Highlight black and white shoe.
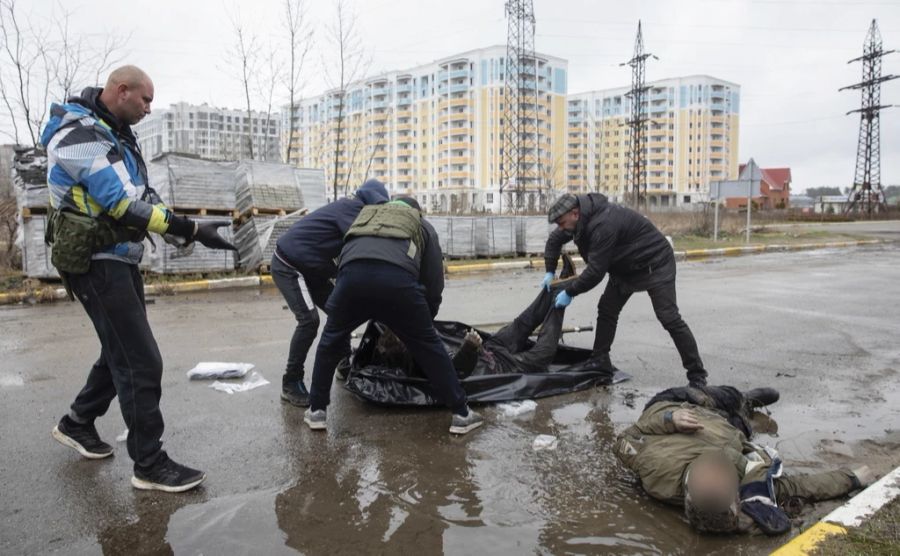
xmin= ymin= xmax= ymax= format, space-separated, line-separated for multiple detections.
xmin=51 ymin=415 xmax=114 ymax=459
xmin=131 ymin=454 xmax=206 ymax=493
xmin=449 ymin=408 xmax=484 ymax=435
xmin=304 ymin=409 xmax=327 ymax=431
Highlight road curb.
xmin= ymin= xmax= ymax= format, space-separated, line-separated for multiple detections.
xmin=0 ymin=239 xmax=890 ymax=306
xmin=771 ymin=464 xmax=900 ymax=555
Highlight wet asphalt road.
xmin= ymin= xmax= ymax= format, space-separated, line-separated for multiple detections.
xmin=1 ymin=244 xmax=899 ymax=555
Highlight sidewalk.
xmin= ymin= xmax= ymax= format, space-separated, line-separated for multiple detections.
xmin=772 ymin=464 xmax=900 ymax=555
xmin=0 ymin=238 xmax=890 ymax=306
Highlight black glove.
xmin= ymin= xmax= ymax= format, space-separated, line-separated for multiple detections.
xmin=194 ymin=220 xmax=237 ymax=251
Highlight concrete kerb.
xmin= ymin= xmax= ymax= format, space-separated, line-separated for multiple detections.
xmin=771 ymin=464 xmax=900 ymax=555
xmin=0 ymin=239 xmax=890 ymax=306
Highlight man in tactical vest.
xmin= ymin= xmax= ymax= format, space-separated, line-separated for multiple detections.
xmin=272 ymin=179 xmax=389 ymax=407
xmin=305 ymin=197 xmax=483 ymax=434
xmin=41 ymin=66 xmax=235 ymax=493
xmin=614 ymin=385 xmax=873 ymax=534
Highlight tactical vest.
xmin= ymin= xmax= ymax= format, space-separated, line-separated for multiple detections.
xmin=45 ymin=207 xmax=145 ymax=275
xmin=345 ymin=202 xmax=425 ymax=260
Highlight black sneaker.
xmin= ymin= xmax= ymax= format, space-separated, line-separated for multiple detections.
xmin=281 ymin=379 xmax=310 ymax=407
xmin=51 ymin=415 xmax=114 ymax=459
xmin=132 ymin=454 xmax=206 ymax=493
xmin=745 ymin=387 xmax=780 ymax=409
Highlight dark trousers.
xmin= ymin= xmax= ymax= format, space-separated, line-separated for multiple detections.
xmin=592 ymin=257 xmax=707 ymax=385
xmin=489 ymin=287 xmax=565 ymax=373
xmin=309 ymin=261 xmax=468 ymax=413
xmin=271 ymin=255 xmax=346 ymax=384
xmin=65 ymin=259 xmax=165 ymax=469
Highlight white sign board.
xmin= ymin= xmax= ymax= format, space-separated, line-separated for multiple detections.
xmin=709 ymin=180 xmax=762 ymax=200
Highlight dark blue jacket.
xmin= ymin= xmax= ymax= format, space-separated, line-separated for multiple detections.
xmin=275 ymin=179 xmax=389 ymax=278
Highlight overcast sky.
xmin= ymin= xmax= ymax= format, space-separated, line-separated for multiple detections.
xmin=12 ymin=0 xmax=900 ymax=192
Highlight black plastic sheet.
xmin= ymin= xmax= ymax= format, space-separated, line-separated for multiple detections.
xmin=345 ymin=320 xmax=632 ymax=406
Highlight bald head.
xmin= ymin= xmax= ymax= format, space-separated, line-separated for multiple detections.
xmin=105 ymin=65 xmax=152 ymax=90
xmin=99 ymin=65 xmax=154 ymax=126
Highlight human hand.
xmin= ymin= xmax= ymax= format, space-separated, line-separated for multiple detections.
xmin=554 ymin=290 xmax=573 ymax=308
xmin=541 ymin=272 xmax=554 ymax=291
xmin=194 ymin=221 xmax=237 ymax=251
xmin=672 ymin=409 xmax=704 ymax=433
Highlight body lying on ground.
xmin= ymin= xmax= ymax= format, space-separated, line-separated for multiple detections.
xmin=613 ymin=385 xmax=873 ymax=535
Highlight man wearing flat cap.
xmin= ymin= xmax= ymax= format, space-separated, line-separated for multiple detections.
xmin=542 ymin=193 xmax=707 ymax=387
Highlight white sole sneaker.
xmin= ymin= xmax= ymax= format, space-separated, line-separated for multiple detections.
xmin=305 ymin=418 xmax=326 ymax=431
xmin=449 ymin=420 xmax=484 ymax=435
xmin=131 ymin=474 xmax=206 ymax=493
xmin=51 ymin=426 xmax=113 ymax=459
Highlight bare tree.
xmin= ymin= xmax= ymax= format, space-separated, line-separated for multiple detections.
xmin=0 ymin=0 xmax=47 ymax=146
xmin=227 ymin=12 xmax=258 ymax=160
xmin=323 ymin=0 xmax=368 ymax=201
xmin=256 ymin=45 xmax=282 ymax=162
xmin=0 ymin=0 xmax=129 ymax=147
xmin=282 ymin=0 xmax=312 ymax=165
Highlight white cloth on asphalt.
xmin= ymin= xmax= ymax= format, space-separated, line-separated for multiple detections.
xmin=497 ymin=400 xmax=537 ymax=418
xmin=533 ymin=434 xmax=558 ymax=451
xmin=187 ymin=362 xmax=255 ymax=380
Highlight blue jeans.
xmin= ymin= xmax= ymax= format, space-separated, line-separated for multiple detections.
xmin=309 ymin=260 xmax=467 ymax=413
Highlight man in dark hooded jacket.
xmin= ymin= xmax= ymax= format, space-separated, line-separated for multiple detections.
xmin=271 ymin=179 xmax=389 ymax=406
xmin=543 ymin=193 xmax=707 ymax=387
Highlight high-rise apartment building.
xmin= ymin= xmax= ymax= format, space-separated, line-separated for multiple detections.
xmin=135 ymin=102 xmax=281 ymax=162
xmin=284 ymin=45 xmax=568 ymax=213
xmin=285 ymin=49 xmax=741 ymax=212
xmin=567 ymin=76 xmax=740 ymax=207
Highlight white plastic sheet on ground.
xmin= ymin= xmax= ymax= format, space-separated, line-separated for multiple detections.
xmin=209 ymin=371 xmax=269 ymax=394
xmin=532 ymin=434 xmax=558 ymax=451
xmin=496 ymin=400 xmax=537 ymax=418
xmin=187 ymin=362 xmax=255 ymax=380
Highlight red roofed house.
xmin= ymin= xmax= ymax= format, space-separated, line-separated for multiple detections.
xmin=724 ymin=159 xmax=792 ymax=210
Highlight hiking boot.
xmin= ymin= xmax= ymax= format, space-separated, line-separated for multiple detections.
xmin=51 ymin=415 xmax=114 ymax=459
xmin=449 ymin=407 xmax=484 ymax=435
xmin=304 ymin=408 xmax=327 ymax=431
xmin=335 ymin=356 xmax=351 ymax=381
xmin=745 ymin=387 xmax=780 ymax=409
xmin=131 ymin=453 xmax=206 ymax=493
xmin=281 ymin=379 xmax=310 ymax=407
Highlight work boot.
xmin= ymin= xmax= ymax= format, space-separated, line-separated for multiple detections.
xmin=744 ymin=387 xmax=780 ymax=409
xmin=587 ymin=353 xmax=619 ymax=383
xmin=304 ymin=408 xmax=327 ymax=431
xmin=131 ymin=453 xmax=206 ymax=493
xmin=449 ymin=407 xmax=484 ymax=435
xmin=281 ymin=379 xmax=311 ymax=407
xmin=51 ymin=415 xmax=114 ymax=459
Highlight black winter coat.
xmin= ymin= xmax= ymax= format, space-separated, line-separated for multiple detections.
xmin=544 ymin=194 xmax=673 ymax=296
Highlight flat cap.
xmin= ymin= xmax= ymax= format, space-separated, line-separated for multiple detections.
xmin=547 ymin=194 xmax=579 ymax=223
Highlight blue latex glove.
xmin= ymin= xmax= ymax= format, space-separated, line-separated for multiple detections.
xmin=554 ymin=290 xmax=573 ymax=308
xmin=541 ymin=272 xmax=554 ymax=291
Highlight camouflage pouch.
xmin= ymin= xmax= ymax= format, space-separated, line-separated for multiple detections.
xmin=49 ymin=209 xmax=97 ymax=275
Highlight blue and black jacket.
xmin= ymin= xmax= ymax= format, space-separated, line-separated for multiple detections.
xmin=40 ymin=87 xmax=190 ymax=265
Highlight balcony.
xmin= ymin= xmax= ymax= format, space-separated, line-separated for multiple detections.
xmin=449 ymin=83 xmax=469 ymax=94
xmin=447 ymin=126 xmax=469 ymax=136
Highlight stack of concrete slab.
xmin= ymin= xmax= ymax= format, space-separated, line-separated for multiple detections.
xmin=149 ymin=216 xmax=237 ymax=274
xmin=19 ymin=213 xmax=57 ymax=278
xmin=12 ymin=147 xmax=58 ymax=279
xmin=234 ymin=213 xmax=304 ymax=271
xmin=427 ymin=216 xmax=478 ymax=258
xmin=516 ymin=216 xmax=552 ymax=255
xmin=477 ymin=217 xmax=518 ymax=257
xmin=148 ymin=154 xmax=237 ymax=210
xmin=235 ymin=161 xmax=327 ymax=215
